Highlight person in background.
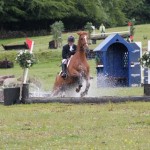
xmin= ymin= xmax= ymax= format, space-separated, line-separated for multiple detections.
xmin=61 ymin=36 xmax=77 ymax=78
xmin=99 ymin=23 xmax=106 ymax=36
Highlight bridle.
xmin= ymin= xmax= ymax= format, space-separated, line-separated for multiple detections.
xmin=79 ymin=35 xmax=88 ymax=50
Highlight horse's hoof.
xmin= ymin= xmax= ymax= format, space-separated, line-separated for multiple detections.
xmin=80 ymin=93 xmax=84 ymax=97
xmin=80 ymin=91 xmax=88 ymax=97
xmin=80 ymin=92 xmax=85 ymax=97
xmin=76 ymin=88 xmax=80 ymax=93
xmin=61 ymin=92 xmax=66 ymax=97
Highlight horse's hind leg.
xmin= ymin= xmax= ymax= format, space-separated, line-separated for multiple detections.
xmin=80 ymin=78 xmax=90 ymax=97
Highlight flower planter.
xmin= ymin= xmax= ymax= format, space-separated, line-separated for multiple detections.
xmin=144 ymin=84 xmax=150 ymax=96
xmin=4 ymin=87 xmax=20 ymax=106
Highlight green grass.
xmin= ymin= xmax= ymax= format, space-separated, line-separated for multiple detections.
xmin=0 ymin=102 xmax=149 ymax=149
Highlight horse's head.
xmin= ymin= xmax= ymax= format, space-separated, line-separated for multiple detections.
xmin=77 ymin=31 xmax=89 ymax=50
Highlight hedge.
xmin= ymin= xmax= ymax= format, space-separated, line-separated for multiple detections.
xmin=0 ymin=30 xmax=50 ymax=39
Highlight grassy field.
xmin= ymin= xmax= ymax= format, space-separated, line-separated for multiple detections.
xmin=0 ymin=102 xmax=149 ymax=150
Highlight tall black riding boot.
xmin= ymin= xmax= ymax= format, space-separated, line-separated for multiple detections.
xmin=61 ymin=64 xmax=67 ymax=78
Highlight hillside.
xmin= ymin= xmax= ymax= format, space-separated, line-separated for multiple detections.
xmin=0 ymin=24 xmax=149 ymax=52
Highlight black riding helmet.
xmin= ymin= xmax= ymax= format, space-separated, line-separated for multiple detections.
xmin=68 ymin=36 xmax=75 ymax=42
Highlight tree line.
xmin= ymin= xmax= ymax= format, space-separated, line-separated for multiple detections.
xmin=0 ymin=0 xmax=149 ymax=31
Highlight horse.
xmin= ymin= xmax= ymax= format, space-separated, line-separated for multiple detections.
xmin=51 ymin=31 xmax=90 ymax=97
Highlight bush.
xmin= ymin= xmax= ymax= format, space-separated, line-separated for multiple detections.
xmin=139 ymin=51 xmax=150 ymax=68
xmin=0 ymin=30 xmax=49 ymax=39
xmin=0 ymin=59 xmax=14 ymax=68
xmin=0 ymin=51 xmax=17 ymax=63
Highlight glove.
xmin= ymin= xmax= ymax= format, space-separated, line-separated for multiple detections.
xmin=70 ymin=50 xmax=75 ymax=55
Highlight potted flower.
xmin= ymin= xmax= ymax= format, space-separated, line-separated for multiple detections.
xmin=16 ymin=50 xmax=36 ymax=69
xmin=3 ymin=50 xmax=36 ymax=105
xmin=16 ymin=49 xmax=36 ymax=103
xmin=139 ymin=51 xmax=150 ymax=68
xmin=139 ymin=51 xmax=150 ymax=96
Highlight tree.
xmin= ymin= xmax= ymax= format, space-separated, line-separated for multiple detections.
xmin=123 ymin=0 xmax=150 ymax=24
xmin=0 ymin=0 xmax=4 ymax=14
xmin=0 ymin=0 xmax=26 ymax=22
xmin=101 ymin=0 xmax=127 ymax=27
xmin=0 ymin=0 xmax=150 ymax=32
xmin=23 ymin=0 xmax=70 ymax=20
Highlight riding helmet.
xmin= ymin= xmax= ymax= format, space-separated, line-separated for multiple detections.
xmin=68 ymin=36 xmax=75 ymax=42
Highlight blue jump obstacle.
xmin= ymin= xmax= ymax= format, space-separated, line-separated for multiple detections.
xmin=94 ymin=33 xmax=141 ymax=87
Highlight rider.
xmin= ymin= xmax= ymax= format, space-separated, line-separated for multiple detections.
xmin=61 ymin=36 xmax=77 ymax=78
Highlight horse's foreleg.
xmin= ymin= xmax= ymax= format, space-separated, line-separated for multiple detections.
xmin=70 ymin=70 xmax=83 ymax=93
xmin=80 ymin=78 xmax=90 ymax=97
xmin=76 ymin=84 xmax=82 ymax=93
xmin=51 ymin=87 xmax=60 ymax=97
xmin=51 ymin=86 xmax=66 ymax=97
xmin=61 ymin=86 xmax=66 ymax=97
xmin=76 ymin=74 xmax=83 ymax=93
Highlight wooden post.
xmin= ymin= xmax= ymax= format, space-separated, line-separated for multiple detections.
xmin=21 ymin=39 xmax=34 ymax=103
xmin=23 ymin=68 xmax=29 ymax=84
xmin=23 ymin=40 xmax=34 ymax=84
xmin=148 ymin=41 xmax=150 ymax=84
xmin=136 ymin=42 xmax=143 ymax=85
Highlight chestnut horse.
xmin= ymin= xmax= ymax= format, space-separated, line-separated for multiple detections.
xmin=51 ymin=31 xmax=90 ymax=97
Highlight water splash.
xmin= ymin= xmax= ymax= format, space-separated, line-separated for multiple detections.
xmin=28 ymin=74 xmax=126 ymax=98
xmin=49 ymin=75 xmax=117 ymax=98
xmin=97 ymin=74 xmax=117 ymax=87
xmin=29 ymin=83 xmax=51 ymax=97
xmin=87 ymin=74 xmax=118 ymax=97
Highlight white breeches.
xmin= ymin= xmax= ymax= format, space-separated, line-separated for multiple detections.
xmin=62 ymin=59 xmax=67 ymax=64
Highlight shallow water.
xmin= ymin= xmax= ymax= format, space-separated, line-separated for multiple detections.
xmin=0 ymin=75 xmax=143 ymax=101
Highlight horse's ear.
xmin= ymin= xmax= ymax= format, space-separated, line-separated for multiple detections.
xmin=77 ymin=31 xmax=88 ymax=36
xmin=77 ymin=31 xmax=82 ymax=35
xmin=82 ymin=31 xmax=88 ymax=35
xmin=83 ymin=31 xmax=88 ymax=35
